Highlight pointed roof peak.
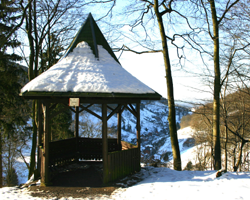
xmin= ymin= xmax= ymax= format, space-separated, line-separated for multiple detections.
xmin=63 ymin=13 xmax=120 ymax=64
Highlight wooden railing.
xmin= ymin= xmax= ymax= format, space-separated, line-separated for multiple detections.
xmin=39 ymin=139 xmax=140 ymax=183
xmin=48 ymin=137 xmax=121 ymax=167
xmin=107 ymin=148 xmax=141 ymax=182
xmin=77 ymin=137 xmax=120 ymax=160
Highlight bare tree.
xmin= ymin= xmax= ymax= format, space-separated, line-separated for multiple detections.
xmin=112 ymin=0 xmax=202 ymax=171
xmin=179 ymin=0 xmax=240 ymax=170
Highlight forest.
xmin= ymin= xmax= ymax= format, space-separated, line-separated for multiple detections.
xmin=1 ymin=0 xmax=250 ymax=188
xmin=181 ymin=89 xmax=250 ymax=172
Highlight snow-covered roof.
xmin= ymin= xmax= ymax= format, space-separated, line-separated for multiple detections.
xmin=20 ymin=14 xmax=161 ymax=100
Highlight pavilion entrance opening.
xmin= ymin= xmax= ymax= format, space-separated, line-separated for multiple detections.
xmin=37 ymin=100 xmax=141 ymax=185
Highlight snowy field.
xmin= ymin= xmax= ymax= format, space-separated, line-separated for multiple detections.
xmin=1 ymin=167 xmax=250 ymax=200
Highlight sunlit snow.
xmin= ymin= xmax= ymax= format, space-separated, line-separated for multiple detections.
xmin=1 ymin=167 xmax=250 ymax=200
xmin=21 ymin=42 xmax=155 ymax=94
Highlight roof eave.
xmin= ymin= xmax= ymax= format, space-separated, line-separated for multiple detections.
xmin=20 ymin=91 xmax=162 ymax=100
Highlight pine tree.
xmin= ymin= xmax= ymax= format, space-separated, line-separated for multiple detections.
xmin=0 ymin=0 xmax=27 ymax=187
xmin=51 ymin=104 xmax=74 ymax=141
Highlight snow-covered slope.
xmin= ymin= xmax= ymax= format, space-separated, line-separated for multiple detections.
xmin=116 ymin=99 xmax=190 ymax=163
xmin=173 ymin=127 xmax=197 ymax=169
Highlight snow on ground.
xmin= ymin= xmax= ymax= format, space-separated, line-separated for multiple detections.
xmin=177 ymin=127 xmax=195 ymax=140
xmin=1 ymin=167 xmax=250 ymax=200
xmin=15 ymin=140 xmax=32 ymax=184
xmin=159 ymin=127 xmax=197 ymax=168
xmin=177 ymin=127 xmax=197 ymax=169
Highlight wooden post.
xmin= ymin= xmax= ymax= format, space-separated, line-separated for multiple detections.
xmin=117 ymin=106 xmax=122 ymax=151
xmin=38 ymin=101 xmax=43 ymax=146
xmin=75 ymin=106 xmax=79 ymax=162
xmin=37 ymin=101 xmax=43 ymax=175
xmin=75 ymin=106 xmax=79 ymax=138
xmin=136 ymin=102 xmax=141 ymax=171
xmin=102 ymin=103 xmax=108 ymax=184
xmin=41 ymin=102 xmax=51 ymax=186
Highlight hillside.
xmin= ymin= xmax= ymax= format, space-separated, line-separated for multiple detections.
xmin=118 ymin=99 xmax=190 ymax=165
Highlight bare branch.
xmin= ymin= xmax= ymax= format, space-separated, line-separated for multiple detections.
xmin=218 ymin=0 xmax=239 ymax=24
xmin=114 ymin=44 xmax=162 ymax=55
xmin=221 ymin=42 xmax=250 ymax=86
xmin=97 ymin=0 xmax=116 ymax=21
xmin=201 ymin=0 xmax=213 ymax=39
xmin=160 ymin=0 xmax=173 ymax=16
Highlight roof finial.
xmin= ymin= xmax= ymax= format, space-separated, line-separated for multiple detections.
xmin=89 ymin=13 xmax=99 ymax=60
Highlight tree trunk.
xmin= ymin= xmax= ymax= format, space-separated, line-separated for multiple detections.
xmin=224 ymin=125 xmax=228 ymax=170
xmin=154 ymin=0 xmax=181 ymax=171
xmin=234 ymin=140 xmax=246 ymax=172
xmin=29 ymin=100 xmax=38 ymax=179
xmin=27 ymin=1 xmax=34 ymax=81
xmin=210 ymin=0 xmax=221 ymax=170
xmin=27 ymin=0 xmax=39 ymax=179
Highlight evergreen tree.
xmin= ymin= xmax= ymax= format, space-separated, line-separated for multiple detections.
xmin=0 ymin=0 xmax=28 ymax=187
xmin=51 ymin=104 xmax=74 ymax=141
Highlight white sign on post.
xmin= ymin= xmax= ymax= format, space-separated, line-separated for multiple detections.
xmin=69 ymin=98 xmax=80 ymax=107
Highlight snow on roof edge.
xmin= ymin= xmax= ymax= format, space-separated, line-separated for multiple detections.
xmin=20 ymin=42 xmax=161 ymax=98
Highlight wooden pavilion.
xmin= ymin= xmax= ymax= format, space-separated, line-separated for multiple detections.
xmin=20 ymin=13 xmax=161 ymax=186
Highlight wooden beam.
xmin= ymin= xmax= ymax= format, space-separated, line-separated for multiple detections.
xmin=75 ymin=107 xmax=79 ymax=138
xmin=107 ymin=105 xmax=114 ymax=111
xmin=125 ymin=104 xmax=137 ymax=118
xmin=75 ymin=106 xmax=79 ymax=162
xmin=79 ymin=105 xmax=102 ymax=120
xmin=117 ymin=106 xmax=122 ymax=150
xmin=37 ymin=101 xmax=43 ymax=174
xmin=41 ymin=102 xmax=51 ymax=186
xmin=67 ymin=106 xmax=76 ymax=113
xmin=120 ymin=105 xmax=126 ymax=114
xmin=136 ymin=102 xmax=141 ymax=168
xmin=20 ymin=91 xmax=161 ymax=100
xmin=24 ymin=97 xmax=141 ymax=105
xmin=38 ymin=101 xmax=43 ymax=146
xmin=107 ymin=104 xmax=122 ymax=121
xmin=129 ymin=104 xmax=137 ymax=115
xmin=102 ymin=103 xmax=108 ymax=184
xmin=79 ymin=104 xmax=93 ymax=113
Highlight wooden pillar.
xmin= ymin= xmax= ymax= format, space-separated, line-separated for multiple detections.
xmin=136 ymin=102 xmax=141 ymax=170
xmin=37 ymin=101 xmax=43 ymax=175
xmin=75 ymin=106 xmax=79 ymax=162
xmin=74 ymin=107 xmax=79 ymax=138
xmin=41 ymin=102 xmax=51 ymax=186
xmin=38 ymin=101 xmax=43 ymax=146
xmin=102 ymin=103 xmax=108 ymax=184
xmin=117 ymin=105 xmax=122 ymax=151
